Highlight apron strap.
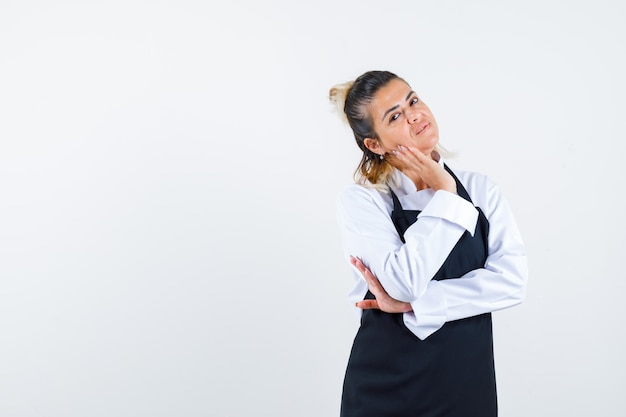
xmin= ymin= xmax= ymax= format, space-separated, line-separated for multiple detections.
xmin=444 ymin=164 xmax=473 ymax=204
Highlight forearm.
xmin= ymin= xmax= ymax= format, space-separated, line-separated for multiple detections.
xmin=404 ymin=178 xmax=528 ymax=339
xmin=440 ymin=254 xmax=528 ymax=321
xmin=403 ymin=252 xmax=527 ymax=340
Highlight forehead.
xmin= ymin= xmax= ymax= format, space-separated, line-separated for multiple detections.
xmin=369 ymin=78 xmax=412 ymax=116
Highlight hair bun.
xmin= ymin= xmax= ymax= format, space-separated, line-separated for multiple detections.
xmin=329 ymin=81 xmax=354 ymax=124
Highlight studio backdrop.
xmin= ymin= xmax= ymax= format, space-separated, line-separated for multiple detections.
xmin=1 ymin=1 xmax=624 ymax=416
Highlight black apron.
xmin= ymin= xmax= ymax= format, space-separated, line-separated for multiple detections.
xmin=340 ymin=166 xmax=496 ymax=417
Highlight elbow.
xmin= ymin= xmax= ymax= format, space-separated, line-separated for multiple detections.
xmin=510 ymin=286 xmax=526 ymax=306
xmin=485 ymin=257 xmax=528 ymax=308
xmin=515 ymin=261 xmax=529 ymax=300
xmin=490 ymin=253 xmax=528 ymax=299
xmin=506 ymin=266 xmax=528 ymax=306
xmin=505 ymin=270 xmax=527 ymax=305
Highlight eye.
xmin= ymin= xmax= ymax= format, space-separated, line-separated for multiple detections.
xmin=410 ymin=97 xmax=419 ymax=106
xmin=389 ymin=113 xmax=401 ymax=123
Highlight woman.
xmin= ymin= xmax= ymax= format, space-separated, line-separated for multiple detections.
xmin=330 ymin=70 xmax=528 ymax=417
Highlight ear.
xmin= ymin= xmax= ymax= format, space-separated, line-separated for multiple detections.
xmin=363 ymin=138 xmax=383 ymax=156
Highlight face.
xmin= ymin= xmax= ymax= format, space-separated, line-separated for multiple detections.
xmin=365 ymin=78 xmax=439 ymax=157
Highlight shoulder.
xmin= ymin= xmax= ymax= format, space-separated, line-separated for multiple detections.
xmin=337 ymin=182 xmax=393 ymax=218
xmin=447 ymin=165 xmax=502 ymax=209
xmin=338 ymin=182 xmax=386 ymax=206
xmin=449 ymin=166 xmax=497 ymax=191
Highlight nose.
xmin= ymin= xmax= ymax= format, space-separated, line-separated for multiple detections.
xmin=406 ymin=108 xmax=420 ymax=124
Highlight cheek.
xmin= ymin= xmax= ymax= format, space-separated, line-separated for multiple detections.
xmin=392 ymin=128 xmax=412 ymax=146
xmin=378 ymin=133 xmax=400 ymax=150
xmin=380 ymin=125 xmax=403 ymax=141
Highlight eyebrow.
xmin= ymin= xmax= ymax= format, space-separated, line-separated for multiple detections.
xmin=381 ymin=91 xmax=417 ymax=121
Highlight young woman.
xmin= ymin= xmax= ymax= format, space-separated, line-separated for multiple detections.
xmin=330 ymin=70 xmax=528 ymax=417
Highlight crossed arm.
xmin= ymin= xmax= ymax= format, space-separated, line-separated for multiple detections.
xmin=339 ymin=175 xmax=527 ymax=338
xmin=339 ymin=149 xmax=527 ymax=338
xmin=351 ymin=256 xmax=413 ymax=313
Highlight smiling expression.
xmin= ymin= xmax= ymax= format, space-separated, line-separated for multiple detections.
xmin=364 ymin=78 xmax=440 ymax=157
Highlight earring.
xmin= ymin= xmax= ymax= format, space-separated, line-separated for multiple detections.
xmin=379 ymin=154 xmax=384 ymax=160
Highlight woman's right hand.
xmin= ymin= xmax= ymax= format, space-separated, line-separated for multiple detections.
xmin=388 ymin=147 xmax=457 ymax=193
xmin=350 ymin=256 xmax=413 ymax=313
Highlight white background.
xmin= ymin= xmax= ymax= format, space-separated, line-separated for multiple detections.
xmin=1 ymin=1 xmax=625 ymax=416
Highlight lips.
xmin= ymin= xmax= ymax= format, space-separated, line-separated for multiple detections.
xmin=416 ymin=122 xmax=429 ymax=135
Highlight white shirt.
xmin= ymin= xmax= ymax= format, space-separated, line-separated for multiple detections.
xmin=336 ymin=159 xmax=528 ymax=340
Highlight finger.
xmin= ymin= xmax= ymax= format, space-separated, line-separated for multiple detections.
xmin=349 ymin=256 xmax=368 ymax=273
xmin=407 ymin=146 xmax=431 ymax=162
xmin=355 ymin=300 xmax=380 ymax=310
xmin=390 ymin=147 xmax=407 ymax=161
xmin=349 ymin=255 xmax=360 ymax=266
xmin=396 ymin=146 xmax=426 ymax=169
xmin=365 ymin=275 xmax=385 ymax=295
xmin=391 ymin=149 xmax=419 ymax=174
xmin=350 ymin=256 xmax=374 ymax=279
xmin=349 ymin=256 xmax=387 ymax=297
xmin=351 ymin=257 xmax=382 ymax=288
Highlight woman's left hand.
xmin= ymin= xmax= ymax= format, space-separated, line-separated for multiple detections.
xmin=350 ymin=256 xmax=413 ymax=313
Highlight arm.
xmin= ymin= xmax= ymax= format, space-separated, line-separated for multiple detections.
xmin=405 ymin=178 xmax=527 ymax=335
xmin=337 ymin=181 xmax=478 ymax=304
xmin=354 ymin=176 xmax=528 ymax=339
xmin=351 ymin=256 xmax=413 ymax=313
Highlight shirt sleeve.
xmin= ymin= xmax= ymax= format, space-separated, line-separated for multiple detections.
xmin=337 ymin=184 xmax=479 ymax=304
xmin=403 ymin=177 xmax=528 ymax=339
